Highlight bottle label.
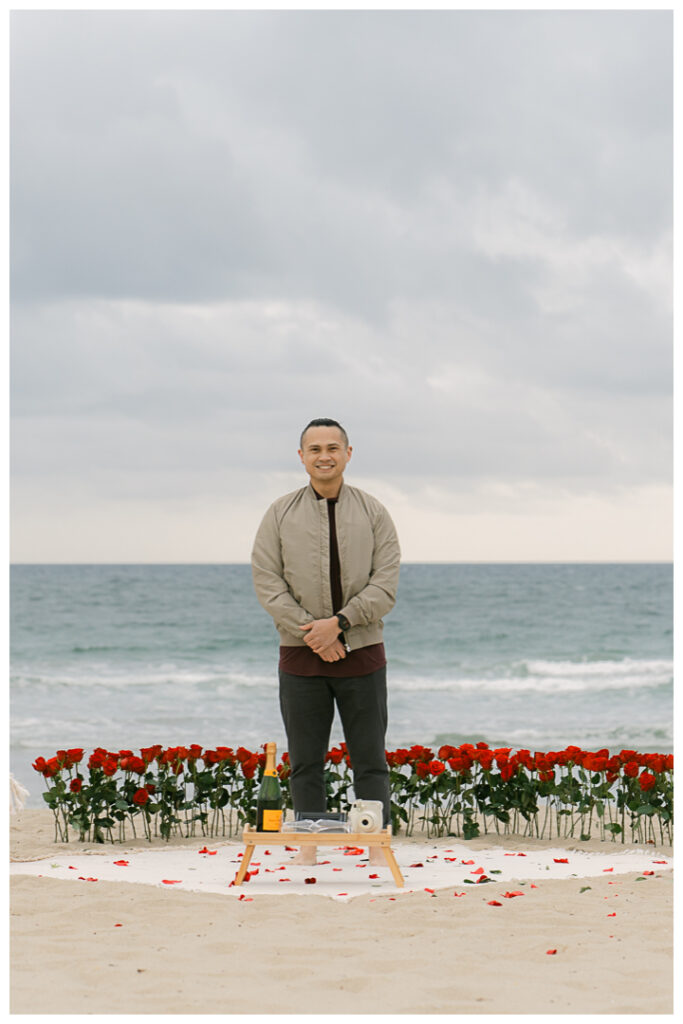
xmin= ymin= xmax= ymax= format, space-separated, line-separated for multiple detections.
xmin=261 ymin=809 xmax=283 ymax=831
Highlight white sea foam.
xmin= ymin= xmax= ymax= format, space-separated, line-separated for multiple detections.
xmin=390 ymin=659 xmax=672 ymax=694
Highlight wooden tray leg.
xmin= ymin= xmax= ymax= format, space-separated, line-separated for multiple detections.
xmin=234 ymin=844 xmax=255 ymax=886
xmin=382 ymin=846 xmax=405 ymax=888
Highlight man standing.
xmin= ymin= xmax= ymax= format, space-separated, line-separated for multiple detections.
xmin=251 ymin=418 xmax=400 ymax=863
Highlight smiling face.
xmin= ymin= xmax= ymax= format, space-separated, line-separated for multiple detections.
xmin=298 ymin=426 xmax=352 ymax=497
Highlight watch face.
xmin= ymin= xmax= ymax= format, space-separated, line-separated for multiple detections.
xmin=338 ymin=614 xmax=350 ymax=631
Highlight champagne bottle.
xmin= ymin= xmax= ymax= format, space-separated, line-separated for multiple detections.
xmin=256 ymin=742 xmax=283 ymax=832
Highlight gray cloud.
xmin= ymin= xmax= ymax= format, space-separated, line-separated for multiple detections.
xmin=9 ymin=10 xmax=672 ymax=561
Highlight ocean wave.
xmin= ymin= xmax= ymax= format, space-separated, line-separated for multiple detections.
xmin=11 ymin=666 xmax=278 ymax=690
xmin=390 ymin=658 xmax=672 ymax=694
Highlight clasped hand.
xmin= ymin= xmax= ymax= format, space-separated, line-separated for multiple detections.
xmin=300 ymin=617 xmax=346 ymax=662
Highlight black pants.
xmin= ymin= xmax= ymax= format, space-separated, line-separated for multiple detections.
xmin=279 ymin=666 xmax=390 ymax=826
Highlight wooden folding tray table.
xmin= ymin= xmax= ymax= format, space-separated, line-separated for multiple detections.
xmin=234 ymin=824 xmax=405 ymax=888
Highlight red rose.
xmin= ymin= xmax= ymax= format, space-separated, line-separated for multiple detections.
xmin=145 ymin=783 xmax=156 ymax=794
xmin=500 ymin=762 xmax=516 ymax=782
xmin=241 ymin=756 xmax=259 ymax=780
xmin=428 ymin=760 xmax=445 ymax=777
xmin=623 ymin=761 xmax=639 ymax=778
xmin=475 ymin=750 xmax=495 ymax=771
xmin=67 ymin=748 xmax=84 ymax=764
xmin=32 ymin=757 xmax=47 ymax=773
xmin=102 ymin=758 xmax=118 ymax=777
xmin=326 ymin=748 xmax=344 ymax=765
xmin=639 ymin=771 xmax=656 ymax=792
xmin=70 ymin=777 xmax=83 ymax=793
xmin=133 ymin=788 xmax=149 ymax=805
xmin=415 ymin=762 xmax=429 ymax=779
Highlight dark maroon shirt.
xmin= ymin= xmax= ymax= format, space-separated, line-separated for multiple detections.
xmin=279 ymin=488 xmax=386 ymax=678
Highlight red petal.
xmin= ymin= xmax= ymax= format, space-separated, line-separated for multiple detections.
xmin=503 ymin=891 xmax=524 ymax=898
xmin=607 ymin=912 xmax=616 ymax=917
xmin=161 ymin=879 xmax=182 ymax=884
xmin=410 ymin=862 xmax=424 ymax=868
xmin=546 ymin=949 xmax=557 ymax=955
xmin=113 ymin=860 xmax=129 ymax=866
xmin=553 ymin=858 xmax=568 ymax=863
xmin=471 ymin=867 xmax=485 ymax=874
xmin=369 ymin=873 xmax=379 ymax=879
xmin=642 ymin=871 xmax=654 ymax=875
xmin=603 ymin=867 xmax=613 ymax=872
xmin=487 ymin=900 xmax=502 ymax=906
xmin=304 ymin=877 xmax=317 ymax=884
xmin=461 ymin=859 xmax=475 ymax=864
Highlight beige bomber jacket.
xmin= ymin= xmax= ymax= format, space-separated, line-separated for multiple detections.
xmin=251 ymin=482 xmax=401 ymax=650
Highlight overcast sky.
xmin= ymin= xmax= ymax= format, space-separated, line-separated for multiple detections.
xmin=10 ymin=9 xmax=672 ymax=562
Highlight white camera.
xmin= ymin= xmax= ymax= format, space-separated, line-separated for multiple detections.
xmin=348 ymin=799 xmax=384 ymax=833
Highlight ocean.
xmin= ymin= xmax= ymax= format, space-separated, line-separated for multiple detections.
xmin=11 ymin=563 xmax=672 ymax=807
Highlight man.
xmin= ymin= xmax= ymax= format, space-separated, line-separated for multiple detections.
xmin=251 ymin=418 xmax=400 ymax=864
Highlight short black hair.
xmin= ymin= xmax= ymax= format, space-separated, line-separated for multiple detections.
xmin=300 ymin=418 xmax=349 ymax=448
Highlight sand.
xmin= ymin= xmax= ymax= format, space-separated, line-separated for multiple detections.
xmin=10 ymin=809 xmax=673 ymax=1015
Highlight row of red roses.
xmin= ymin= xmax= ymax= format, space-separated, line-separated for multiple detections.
xmin=32 ymin=740 xmax=672 ymax=781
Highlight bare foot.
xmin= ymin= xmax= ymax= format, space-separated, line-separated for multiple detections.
xmin=291 ymin=847 xmax=318 ymax=865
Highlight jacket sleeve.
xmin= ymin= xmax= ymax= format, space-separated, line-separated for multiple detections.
xmin=338 ymin=505 xmax=401 ymax=628
xmin=251 ymin=503 xmax=314 ymax=640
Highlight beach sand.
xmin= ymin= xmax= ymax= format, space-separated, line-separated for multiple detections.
xmin=10 ymin=809 xmax=673 ymax=1015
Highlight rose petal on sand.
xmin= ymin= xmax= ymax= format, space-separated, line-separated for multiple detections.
xmin=607 ymin=912 xmax=617 ymax=917
xmin=643 ymin=871 xmax=655 ymax=876
xmin=461 ymin=859 xmax=475 ymax=865
xmin=546 ymin=949 xmax=557 ymax=955
xmin=471 ymin=867 xmax=485 ymax=875
xmin=503 ymin=891 xmax=524 ymax=898
xmin=161 ymin=879 xmax=182 ymax=885
xmin=369 ymin=874 xmax=379 ymax=879
xmin=410 ymin=863 xmax=424 ymax=868
xmin=113 ymin=860 xmax=129 ymax=866
xmin=453 ymin=892 xmax=465 ymax=897
xmin=554 ymin=858 xmax=569 ymax=863
xmin=603 ymin=867 xmax=613 ymax=872
xmin=114 ymin=923 xmax=122 ymax=927
xmin=304 ymin=877 xmax=316 ymax=884
xmin=487 ymin=900 xmax=502 ymax=906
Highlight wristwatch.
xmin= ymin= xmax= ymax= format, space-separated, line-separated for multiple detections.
xmin=336 ymin=613 xmax=351 ymax=632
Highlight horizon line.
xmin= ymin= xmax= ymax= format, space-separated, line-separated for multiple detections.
xmin=9 ymin=559 xmax=673 ymax=567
